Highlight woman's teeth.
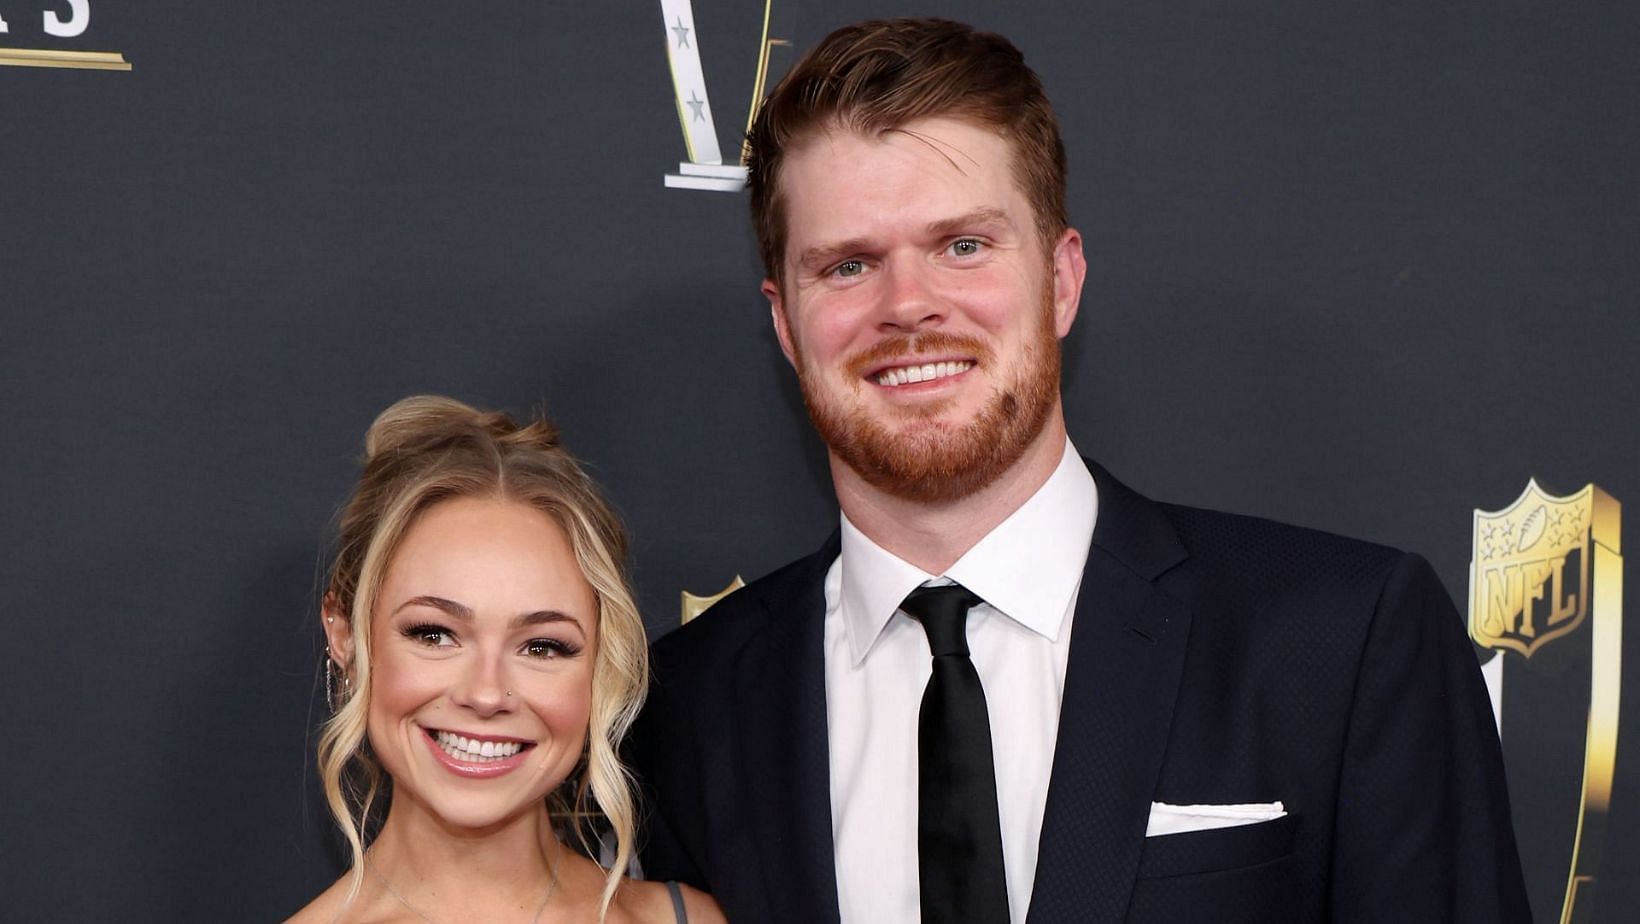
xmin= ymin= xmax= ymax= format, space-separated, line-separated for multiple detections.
xmin=433 ymin=730 xmax=524 ymax=762
xmin=876 ymin=360 xmax=973 ymax=387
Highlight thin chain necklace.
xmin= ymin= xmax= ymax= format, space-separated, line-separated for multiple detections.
xmin=366 ymin=840 xmax=561 ymax=924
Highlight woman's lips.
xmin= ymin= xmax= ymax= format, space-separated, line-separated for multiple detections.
xmin=420 ymin=726 xmax=534 ymax=778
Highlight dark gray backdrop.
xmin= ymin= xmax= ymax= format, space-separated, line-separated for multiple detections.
xmin=2 ymin=2 xmax=1636 ymax=921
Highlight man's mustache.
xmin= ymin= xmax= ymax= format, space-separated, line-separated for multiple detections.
xmin=845 ymin=332 xmax=992 ymax=378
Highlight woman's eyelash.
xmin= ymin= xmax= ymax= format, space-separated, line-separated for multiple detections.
xmin=403 ymin=623 xmax=453 ymax=645
xmin=397 ymin=624 xmax=577 ymax=657
xmin=525 ymin=638 xmax=583 ymax=658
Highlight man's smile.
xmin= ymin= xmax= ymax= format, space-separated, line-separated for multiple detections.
xmin=872 ymin=359 xmax=976 ymax=388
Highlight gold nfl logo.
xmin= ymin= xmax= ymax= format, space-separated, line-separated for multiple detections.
xmin=1466 ymin=479 xmax=1622 ymax=923
xmin=1469 ymin=480 xmax=1615 ymax=658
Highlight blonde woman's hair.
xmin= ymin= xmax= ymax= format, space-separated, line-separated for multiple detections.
xmin=317 ymin=395 xmax=648 ymax=918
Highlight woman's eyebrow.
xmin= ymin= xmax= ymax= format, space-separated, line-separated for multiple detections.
xmin=511 ymin=610 xmax=583 ymax=634
xmin=393 ymin=596 xmax=585 ymax=635
xmin=394 ymin=595 xmax=473 ymax=620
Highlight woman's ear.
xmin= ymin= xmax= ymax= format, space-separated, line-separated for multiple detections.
xmin=322 ymin=592 xmax=355 ymax=669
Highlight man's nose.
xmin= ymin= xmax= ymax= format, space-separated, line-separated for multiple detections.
xmin=875 ymin=261 xmax=946 ymax=333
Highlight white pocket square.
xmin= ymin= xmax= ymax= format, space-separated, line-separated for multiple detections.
xmin=1144 ymin=801 xmax=1287 ymax=837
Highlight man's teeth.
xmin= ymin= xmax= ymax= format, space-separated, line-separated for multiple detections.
xmin=433 ymin=730 xmax=524 ymax=762
xmin=875 ymin=360 xmax=973 ymax=387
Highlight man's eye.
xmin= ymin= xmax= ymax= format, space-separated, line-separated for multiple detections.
xmin=833 ymin=259 xmax=864 ymax=278
xmin=949 ymin=239 xmax=983 ymax=257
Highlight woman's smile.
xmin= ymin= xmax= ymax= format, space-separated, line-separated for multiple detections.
xmin=419 ymin=726 xmax=539 ymax=778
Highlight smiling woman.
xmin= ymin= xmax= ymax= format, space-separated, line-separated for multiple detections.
xmin=288 ymin=396 xmax=721 ymax=924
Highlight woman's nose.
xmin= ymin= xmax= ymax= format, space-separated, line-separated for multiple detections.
xmin=449 ymin=655 xmax=514 ymax=717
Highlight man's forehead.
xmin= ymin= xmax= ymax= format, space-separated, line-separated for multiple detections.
xmin=779 ymin=118 xmax=1028 ymax=234
xmin=787 ymin=114 xmax=1010 ymax=166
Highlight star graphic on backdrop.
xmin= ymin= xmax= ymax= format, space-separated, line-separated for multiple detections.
xmin=1549 ymin=512 xmax=1571 ymax=548
xmin=672 ymin=16 xmax=691 ymax=49
xmin=686 ymin=91 xmax=707 ymax=122
xmin=1548 ymin=508 xmax=1588 ymax=550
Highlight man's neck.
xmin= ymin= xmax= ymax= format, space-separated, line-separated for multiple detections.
xmin=832 ymin=410 xmax=1070 ymax=574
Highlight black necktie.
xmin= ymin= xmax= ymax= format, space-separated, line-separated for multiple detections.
xmin=900 ymin=583 xmax=1010 ymax=924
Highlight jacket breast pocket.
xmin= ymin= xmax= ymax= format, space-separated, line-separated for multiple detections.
xmin=1126 ymin=816 xmax=1301 ymax=923
xmin=1135 ymin=813 xmax=1296 ymax=879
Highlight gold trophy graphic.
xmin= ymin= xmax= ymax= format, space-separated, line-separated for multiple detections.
xmin=1469 ymin=480 xmax=1622 ymax=924
xmin=658 ymin=1 xmax=793 ymax=191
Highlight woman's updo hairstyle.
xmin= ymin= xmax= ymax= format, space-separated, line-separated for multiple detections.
xmin=316 ymin=395 xmax=647 ymax=915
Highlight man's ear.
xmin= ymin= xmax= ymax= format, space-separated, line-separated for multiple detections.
xmin=1049 ymin=227 xmax=1087 ymax=338
xmin=764 ymin=278 xmax=798 ymax=367
xmin=321 ymin=592 xmax=355 ymax=669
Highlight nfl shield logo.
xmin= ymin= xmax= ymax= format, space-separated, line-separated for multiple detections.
xmin=681 ymin=575 xmax=746 ymax=624
xmin=1469 ymin=479 xmax=1607 ymax=658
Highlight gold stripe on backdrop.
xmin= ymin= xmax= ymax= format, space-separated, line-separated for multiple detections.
xmin=0 ymin=48 xmax=131 ymax=70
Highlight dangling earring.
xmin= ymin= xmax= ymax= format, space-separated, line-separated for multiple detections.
xmin=323 ymin=646 xmax=352 ymax=713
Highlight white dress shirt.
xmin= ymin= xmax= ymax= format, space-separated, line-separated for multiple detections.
xmin=825 ymin=439 xmax=1099 ymax=923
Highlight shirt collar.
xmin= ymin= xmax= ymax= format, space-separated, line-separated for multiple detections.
xmin=838 ymin=438 xmax=1099 ymax=666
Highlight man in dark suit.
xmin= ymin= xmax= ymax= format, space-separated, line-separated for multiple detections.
xmin=631 ymin=17 xmax=1529 ymax=923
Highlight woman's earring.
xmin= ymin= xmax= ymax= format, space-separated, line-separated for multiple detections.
xmin=323 ymin=646 xmax=351 ymax=712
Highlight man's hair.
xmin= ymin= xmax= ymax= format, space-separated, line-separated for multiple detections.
xmin=746 ymin=17 xmax=1069 ymax=284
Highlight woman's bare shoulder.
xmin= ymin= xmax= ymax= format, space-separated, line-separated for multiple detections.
xmin=284 ymin=882 xmax=345 ymax=924
xmin=283 ymin=873 xmax=389 ymax=924
xmin=613 ymin=879 xmax=726 ymax=924
xmin=674 ymin=882 xmax=727 ymax=924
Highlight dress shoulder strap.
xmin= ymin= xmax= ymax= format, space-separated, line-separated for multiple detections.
xmin=665 ymin=880 xmax=688 ymax=924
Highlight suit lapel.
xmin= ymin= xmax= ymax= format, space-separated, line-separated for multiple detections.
xmin=1028 ymin=462 xmax=1193 ymax=924
xmin=732 ymin=535 xmax=843 ymax=922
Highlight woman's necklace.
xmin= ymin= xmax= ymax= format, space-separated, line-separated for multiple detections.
xmin=365 ymin=841 xmax=561 ymax=924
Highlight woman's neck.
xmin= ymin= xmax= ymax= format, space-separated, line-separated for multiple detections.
xmin=364 ymin=797 xmax=561 ymax=916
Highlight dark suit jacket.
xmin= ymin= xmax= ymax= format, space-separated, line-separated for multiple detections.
xmin=630 ymin=460 xmax=1530 ymax=923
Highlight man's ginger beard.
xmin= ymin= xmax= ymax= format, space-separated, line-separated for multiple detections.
xmin=789 ymin=295 xmax=1061 ymax=505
